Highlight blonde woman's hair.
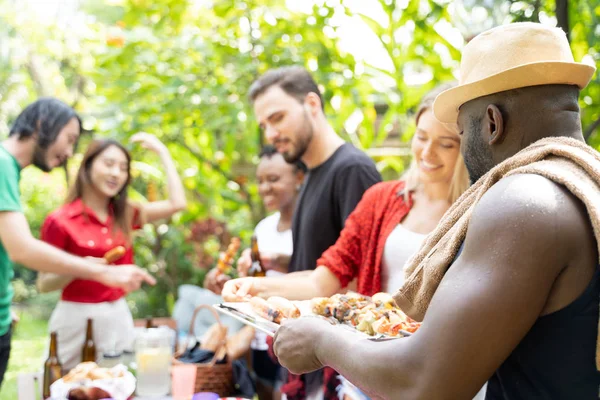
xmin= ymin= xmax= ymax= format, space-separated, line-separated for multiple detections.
xmin=402 ymin=82 xmax=470 ymax=203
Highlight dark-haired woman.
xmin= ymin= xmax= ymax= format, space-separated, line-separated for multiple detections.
xmin=39 ymin=133 xmax=186 ymax=370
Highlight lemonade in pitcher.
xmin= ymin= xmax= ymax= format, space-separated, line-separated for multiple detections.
xmin=135 ymin=328 xmax=172 ymax=396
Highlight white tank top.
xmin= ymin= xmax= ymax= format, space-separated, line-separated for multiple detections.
xmin=381 ymin=224 xmax=427 ymax=294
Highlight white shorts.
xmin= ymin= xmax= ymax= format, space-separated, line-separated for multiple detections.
xmin=48 ymin=298 xmax=135 ymax=371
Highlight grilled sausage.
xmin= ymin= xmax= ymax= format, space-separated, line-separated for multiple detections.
xmin=103 ymin=246 xmax=126 ymax=263
xmin=267 ymin=296 xmax=300 ymax=319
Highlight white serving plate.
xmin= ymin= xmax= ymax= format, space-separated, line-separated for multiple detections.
xmin=213 ymin=301 xmax=412 ymax=340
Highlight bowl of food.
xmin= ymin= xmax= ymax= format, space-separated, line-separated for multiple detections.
xmin=50 ymin=362 xmax=136 ymax=400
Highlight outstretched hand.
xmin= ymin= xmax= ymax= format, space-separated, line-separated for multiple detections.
xmin=130 ymin=132 xmax=168 ymax=155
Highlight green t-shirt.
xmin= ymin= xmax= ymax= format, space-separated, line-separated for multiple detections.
xmin=0 ymin=144 xmax=21 ymax=336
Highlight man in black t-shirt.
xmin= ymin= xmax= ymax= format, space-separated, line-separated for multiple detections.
xmin=284 ymin=142 xmax=380 ymax=274
xmin=247 ymin=66 xmax=381 ymax=275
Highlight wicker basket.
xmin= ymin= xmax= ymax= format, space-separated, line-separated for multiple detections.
xmin=173 ymin=304 xmax=235 ymax=396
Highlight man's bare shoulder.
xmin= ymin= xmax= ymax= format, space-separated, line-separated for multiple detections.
xmin=467 ymin=173 xmax=592 ymax=263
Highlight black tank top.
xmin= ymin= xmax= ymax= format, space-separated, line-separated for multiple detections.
xmin=485 ymin=266 xmax=600 ymax=399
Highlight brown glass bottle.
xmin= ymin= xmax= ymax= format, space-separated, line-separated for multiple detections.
xmin=43 ymin=332 xmax=62 ymax=399
xmin=81 ymin=319 xmax=96 ymax=362
xmin=145 ymin=316 xmax=153 ymax=329
xmin=248 ymin=235 xmax=266 ymax=277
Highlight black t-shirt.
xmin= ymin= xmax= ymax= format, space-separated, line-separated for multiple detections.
xmin=288 ymin=143 xmax=381 ymax=273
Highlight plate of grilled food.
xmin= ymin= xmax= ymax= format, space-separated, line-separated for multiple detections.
xmin=214 ymin=292 xmax=420 ymax=339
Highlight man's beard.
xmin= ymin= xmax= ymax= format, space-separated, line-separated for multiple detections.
xmin=32 ymin=144 xmax=52 ymax=172
xmin=463 ymin=116 xmax=495 ymax=184
xmin=279 ymin=111 xmax=313 ymax=164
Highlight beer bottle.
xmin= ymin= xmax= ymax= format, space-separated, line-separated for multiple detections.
xmin=43 ymin=332 xmax=62 ymax=399
xmin=81 ymin=319 xmax=97 ymax=362
xmin=248 ymin=235 xmax=266 ymax=277
xmin=145 ymin=316 xmax=153 ymax=329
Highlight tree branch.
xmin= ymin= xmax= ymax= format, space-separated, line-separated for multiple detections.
xmin=26 ymin=53 xmax=52 ymax=97
xmin=178 ymin=140 xmax=258 ymax=221
xmin=584 ymin=116 xmax=600 ymax=141
xmin=531 ymin=0 xmax=542 ymax=22
xmin=555 ymin=0 xmax=570 ymax=42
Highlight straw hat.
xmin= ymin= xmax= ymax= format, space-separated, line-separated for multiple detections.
xmin=433 ymin=22 xmax=596 ymax=123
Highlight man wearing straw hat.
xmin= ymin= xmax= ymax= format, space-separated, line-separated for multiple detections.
xmin=271 ymin=22 xmax=600 ymax=399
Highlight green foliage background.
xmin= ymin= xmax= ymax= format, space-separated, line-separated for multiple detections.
xmin=0 ymin=0 xmax=598 ymax=318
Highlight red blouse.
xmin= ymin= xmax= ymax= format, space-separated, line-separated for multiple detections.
xmin=317 ymin=180 xmax=413 ymax=296
xmin=41 ymin=199 xmax=141 ymax=303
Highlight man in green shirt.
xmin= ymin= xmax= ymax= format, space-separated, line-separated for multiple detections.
xmin=0 ymin=98 xmax=155 ymax=385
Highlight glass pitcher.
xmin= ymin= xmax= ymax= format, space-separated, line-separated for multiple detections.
xmin=135 ymin=327 xmax=173 ymax=397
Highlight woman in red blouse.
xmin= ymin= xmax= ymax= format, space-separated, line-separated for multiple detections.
xmin=223 ymin=82 xmax=469 ymax=301
xmin=38 ymin=133 xmax=186 ymax=370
